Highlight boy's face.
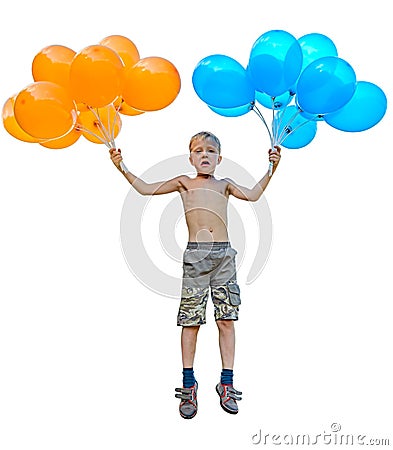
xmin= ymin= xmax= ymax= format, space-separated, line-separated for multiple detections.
xmin=189 ymin=137 xmax=222 ymax=175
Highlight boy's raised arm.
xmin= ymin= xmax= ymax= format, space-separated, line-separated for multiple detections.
xmin=226 ymin=147 xmax=281 ymax=202
xmin=109 ymin=148 xmax=185 ymax=195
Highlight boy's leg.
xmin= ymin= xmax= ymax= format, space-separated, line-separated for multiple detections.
xmin=215 ymin=319 xmax=242 ymax=414
xmin=181 ymin=325 xmax=200 ymax=367
xmin=216 ymin=319 xmax=235 ymax=369
xmin=175 ymin=326 xmax=200 ymax=419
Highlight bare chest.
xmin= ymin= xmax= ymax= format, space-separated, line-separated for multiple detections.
xmin=180 ymin=178 xmax=228 ymax=211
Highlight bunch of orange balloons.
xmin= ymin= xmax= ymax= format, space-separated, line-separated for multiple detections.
xmin=2 ymin=35 xmax=181 ymax=149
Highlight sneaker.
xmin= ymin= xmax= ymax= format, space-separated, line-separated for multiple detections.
xmin=175 ymin=381 xmax=198 ymax=419
xmin=215 ymin=383 xmax=242 ymax=414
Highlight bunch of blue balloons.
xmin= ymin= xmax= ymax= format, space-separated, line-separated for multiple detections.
xmin=192 ymin=30 xmax=387 ymax=150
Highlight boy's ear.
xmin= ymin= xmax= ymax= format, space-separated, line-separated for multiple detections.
xmin=217 ymin=155 xmax=222 ymax=165
xmin=189 ymin=155 xmax=195 ymax=166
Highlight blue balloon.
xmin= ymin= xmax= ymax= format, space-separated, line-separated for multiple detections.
xmin=255 ymin=90 xmax=293 ymax=110
xmin=324 ymin=81 xmax=387 ymax=132
xmin=297 ymin=56 xmax=356 ymax=114
xmin=192 ymin=54 xmax=255 ymax=108
xmin=248 ymin=30 xmax=303 ymax=97
xmin=208 ymin=102 xmax=254 ymax=117
xmin=298 ymin=33 xmax=338 ymax=72
xmin=274 ymin=105 xmax=317 ymax=149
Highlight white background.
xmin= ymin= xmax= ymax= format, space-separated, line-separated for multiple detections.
xmin=1 ymin=0 xmax=392 ymax=448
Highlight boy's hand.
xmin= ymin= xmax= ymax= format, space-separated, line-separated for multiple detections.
xmin=269 ymin=145 xmax=281 ymax=170
xmin=109 ymin=148 xmax=123 ymax=171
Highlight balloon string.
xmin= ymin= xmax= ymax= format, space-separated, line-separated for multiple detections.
xmin=271 ymin=98 xmax=276 ymax=143
xmin=270 ymin=97 xmax=281 ymax=145
xmin=278 ymin=114 xmax=318 ymax=146
xmin=276 ymin=109 xmax=302 ymax=145
xmin=110 ymin=101 xmax=123 ymax=148
xmin=77 ymin=125 xmax=111 ymax=147
xmin=252 ymin=104 xmax=274 ymax=149
xmin=273 ymin=108 xmax=285 ymax=143
xmin=106 ymin=105 xmax=112 ymax=146
xmin=107 ymin=103 xmax=119 ymax=148
xmin=273 ymin=92 xmax=295 ymax=143
xmin=77 ymin=103 xmax=123 ymax=150
xmin=79 ymin=112 xmax=125 ymax=172
xmin=87 ymin=106 xmax=113 ymax=146
xmin=253 ymin=103 xmax=277 ymax=176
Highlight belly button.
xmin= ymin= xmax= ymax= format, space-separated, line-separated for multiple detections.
xmin=209 ymin=227 xmax=213 ymax=232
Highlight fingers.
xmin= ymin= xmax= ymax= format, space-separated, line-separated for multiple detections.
xmin=112 ymin=156 xmax=123 ymax=166
xmin=268 ymin=146 xmax=281 ymax=167
xmin=109 ymin=148 xmax=122 ymax=160
xmin=269 ymin=150 xmax=281 ymax=159
xmin=268 ymin=145 xmax=281 ymax=154
xmin=109 ymin=148 xmax=123 ymax=170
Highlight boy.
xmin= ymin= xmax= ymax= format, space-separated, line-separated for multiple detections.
xmin=109 ymin=131 xmax=281 ymax=419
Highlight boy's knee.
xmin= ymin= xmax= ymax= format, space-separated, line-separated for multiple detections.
xmin=216 ymin=319 xmax=234 ymax=332
xmin=182 ymin=325 xmax=200 ymax=334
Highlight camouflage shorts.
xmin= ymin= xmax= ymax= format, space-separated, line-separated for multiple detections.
xmin=177 ymin=242 xmax=241 ymax=326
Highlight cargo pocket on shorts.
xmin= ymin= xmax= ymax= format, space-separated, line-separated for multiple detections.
xmin=227 ymin=282 xmax=241 ymax=306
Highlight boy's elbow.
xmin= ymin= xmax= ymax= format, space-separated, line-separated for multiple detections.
xmin=139 ymin=187 xmax=154 ymax=196
xmin=248 ymin=191 xmax=264 ymax=202
xmin=131 ymin=180 xmax=152 ymax=196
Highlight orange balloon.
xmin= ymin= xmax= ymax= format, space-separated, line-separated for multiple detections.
xmin=99 ymin=35 xmax=140 ymax=69
xmin=78 ymin=105 xmax=122 ymax=144
xmin=76 ymin=102 xmax=90 ymax=113
xmin=122 ymin=56 xmax=181 ymax=111
xmin=39 ymin=121 xmax=82 ymax=149
xmin=32 ymin=45 xmax=76 ymax=92
xmin=70 ymin=45 xmax=124 ymax=107
xmin=113 ymin=97 xmax=145 ymax=116
xmin=14 ymin=82 xmax=77 ymax=140
xmin=2 ymin=96 xmax=42 ymax=142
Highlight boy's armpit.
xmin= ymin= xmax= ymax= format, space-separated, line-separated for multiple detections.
xmin=146 ymin=175 xmax=190 ymax=195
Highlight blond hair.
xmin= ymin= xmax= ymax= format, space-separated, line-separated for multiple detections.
xmin=189 ymin=131 xmax=221 ymax=154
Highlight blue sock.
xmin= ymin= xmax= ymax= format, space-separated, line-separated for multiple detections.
xmin=221 ymin=368 xmax=233 ymax=385
xmin=183 ymin=368 xmax=196 ymax=388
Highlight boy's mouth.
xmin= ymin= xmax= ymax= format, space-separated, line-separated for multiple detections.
xmin=201 ymin=161 xmax=210 ymax=166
